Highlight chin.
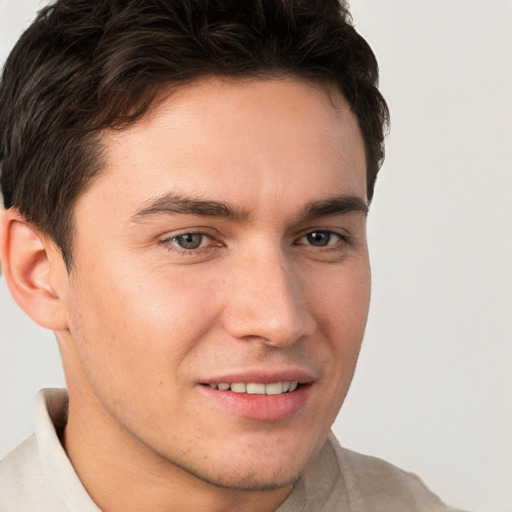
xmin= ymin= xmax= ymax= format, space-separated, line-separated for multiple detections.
xmin=188 ymin=462 xmax=304 ymax=492
xmin=161 ymin=440 xmax=314 ymax=493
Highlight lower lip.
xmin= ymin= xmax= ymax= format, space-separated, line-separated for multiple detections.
xmin=199 ymin=384 xmax=311 ymax=421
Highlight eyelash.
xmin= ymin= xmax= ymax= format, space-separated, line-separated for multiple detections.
xmin=160 ymin=229 xmax=349 ymax=255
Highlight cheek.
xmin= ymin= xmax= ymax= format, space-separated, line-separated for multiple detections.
xmin=310 ymin=260 xmax=370 ymax=382
xmin=64 ymin=268 xmax=225 ymax=437
xmin=67 ymin=261 xmax=222 ymax=391
xmin=312 ymin=258 xmax=371 ymax=333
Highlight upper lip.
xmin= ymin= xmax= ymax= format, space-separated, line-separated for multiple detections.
xmin=198 ymin=368 xmax=316 ymax=385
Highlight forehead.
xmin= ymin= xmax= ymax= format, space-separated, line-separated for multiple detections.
xmin=77 ymin=77 xmax=367 ymax=222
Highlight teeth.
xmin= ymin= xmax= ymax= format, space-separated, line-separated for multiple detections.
xmin=265 ymin=382 xmax=283 ymax=395
xmin=210 ymin=381 xmax=299 ymax=395
xmin=230 ymin=383 xmax=247 ymax=393
xmin=246 ymin=383 xmax=266 ymax=394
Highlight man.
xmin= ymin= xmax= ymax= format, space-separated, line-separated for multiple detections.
xmin=0 ymin=0 xmax=464 ymax=510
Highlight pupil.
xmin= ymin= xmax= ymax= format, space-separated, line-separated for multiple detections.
xmin=177 ymin=233 xmax=202 ymax=249
xmin=307 ymin=231 xmax=330 ymax=246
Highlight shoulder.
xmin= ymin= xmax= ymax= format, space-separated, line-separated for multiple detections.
xmin=1 ymin=435 xmax=43 ymax=493
xmin=0 ymin=435 xmax=67 ymax=511
xmin=326 ymin=433 xmax=466 ymax=512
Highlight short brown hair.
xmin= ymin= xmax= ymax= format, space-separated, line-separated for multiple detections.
xmin=0 ymin=0 xmax=389 ymax=268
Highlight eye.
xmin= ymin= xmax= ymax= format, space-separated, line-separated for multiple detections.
xmin=159 ymin=230 xmax=224 ymax=261
xmin=299 ymin=230 xmax=343 ymax=247
xmin=170 ymin=233 xmax=211 ymax=250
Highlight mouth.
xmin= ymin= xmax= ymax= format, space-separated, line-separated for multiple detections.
xmin=198 ymin=375 xmax=313 ymax=421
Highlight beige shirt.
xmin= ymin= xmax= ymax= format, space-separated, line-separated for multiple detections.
xmin=0 ymin=389 xmax=465 ymax=511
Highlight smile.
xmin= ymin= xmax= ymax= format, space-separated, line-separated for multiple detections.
xmin=208 ymin=381 xmax=299 ymax=395
xmin=200 ymin=381 xmax=310 ymax=421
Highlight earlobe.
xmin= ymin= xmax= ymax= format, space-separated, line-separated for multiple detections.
xmin=1 ymin=209 xmax=69 ymax=331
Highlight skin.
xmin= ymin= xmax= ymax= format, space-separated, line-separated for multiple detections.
xmin=2 ymin=77 xmax=370 ymax=512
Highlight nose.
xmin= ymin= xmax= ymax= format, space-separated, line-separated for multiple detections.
xmin=222 ymin=248 xmax=316 ymax=348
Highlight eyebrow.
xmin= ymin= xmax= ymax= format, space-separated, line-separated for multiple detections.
xmin=298 ymin=195 xmax=369 ymax=221
xmin=130 ymin=192 xmax=368 ymax=223
xmin=130 ymin=193 xmax=250 ymax=222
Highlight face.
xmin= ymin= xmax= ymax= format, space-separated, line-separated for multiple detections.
xmin=60 ymin=77 xmax=370 ymax=491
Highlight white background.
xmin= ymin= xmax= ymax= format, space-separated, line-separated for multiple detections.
xmin=0 ymin=1 xmax=511 ymax=511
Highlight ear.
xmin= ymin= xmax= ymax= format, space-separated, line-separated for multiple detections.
xmin=1 ymin=208 xmax=69 ymax=331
